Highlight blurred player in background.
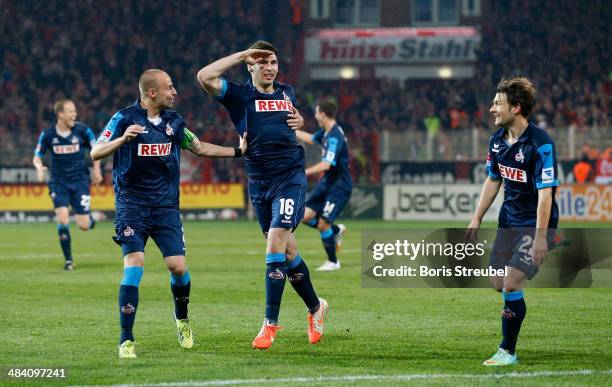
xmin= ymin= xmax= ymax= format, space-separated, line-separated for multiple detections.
xmin=91 ymin=69 xmax=246 ymax=359
xmin=33 ymin=99 xmax=102 ymax=271
xmin=467 ymin=77 xmax=559 ymax=366
xmin=197 ymin=40 xmax=329 ymax=350
xmin=294 ymin=99 xmax=352 ymax=271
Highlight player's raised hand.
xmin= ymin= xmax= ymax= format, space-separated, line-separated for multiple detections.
xmin=239 ymin=131 xmax=248 ymax=155
xmin=242 ymin=49 xmax=274 ymax=65
xmin=123 ymin=125 xmax=144 ymax=143
xmin=287 ymin=106 xmax=304 ymax=130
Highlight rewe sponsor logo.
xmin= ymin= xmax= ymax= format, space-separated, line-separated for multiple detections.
xmin=499 ymin=164 xmax=527 ymax=183
xmin=53 ymin=144 xmax=80 ymax=154
xmin=254 ymin=100 xmax=294 ymax=112
xmin=138 ymin=143 xmax=172 ymax=156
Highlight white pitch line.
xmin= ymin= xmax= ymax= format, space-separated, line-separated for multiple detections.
xmin=75 ymin=369 xmax=612 ymax=387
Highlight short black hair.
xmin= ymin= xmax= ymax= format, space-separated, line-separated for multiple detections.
xmin=317 ymin=99 xmax=337 ymax=119
xmin=248 ymin=40 xmax=278 ymax=56
xmin=496 ymin=77 xmax=537 ymax=118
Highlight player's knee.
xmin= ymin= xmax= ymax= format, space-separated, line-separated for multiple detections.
xmin=124 ymin=253 xmax=144 ymax=267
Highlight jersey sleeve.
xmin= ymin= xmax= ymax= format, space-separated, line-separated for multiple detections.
xmin=34 ymin=132 xmax=47 ymax=157
xmin=322 ymin=134 xmax=342 ymax=166
xmin=97 ymin=112 xmax=127 ymax=143
xmin=175 ymin=117 xmax=186 ymax=147
xmin=84 ymin=127 xmax=96 ymax=148
xmin=312 ymin=129 xmax=324 ymax=145
xmin=534 ymin=142 xmax=560 ymax=189
xmin=214 ymin=78 xmax=247 ymax=136
xmin=486 ymin=136 xmax=500 ymax=180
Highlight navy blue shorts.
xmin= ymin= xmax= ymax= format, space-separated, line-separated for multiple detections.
xmin=249 ymin=169 xmax=306 ymax=233
xmin=49 ymin=179 xmax=91 ymax=214
xmin=306 ymin=182 xmax=351 ymax=223
xmin=113 ymin=206 xmax=185 ymax=257
xmin=490 ymin=228 xmax=557 ymax=280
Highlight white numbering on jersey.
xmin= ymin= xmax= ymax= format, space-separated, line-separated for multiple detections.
xmin=518 ymin=234 xmax=534 ymax=262
xmin=279 ymin=198 xmax=294 ymax=216
xmin=80 ymin=194 xmax=91 ymax=211
xmin=322 ymin=201 xmax=336 ymax=217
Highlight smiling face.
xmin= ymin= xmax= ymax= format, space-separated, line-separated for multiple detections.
xmin=151 ymin=72 xmax=177 ymax=109
xmin=490 ymin=92 xmax=519 ymax=127
xmin=249 ymin=53 xmax=278 ymax=90
xmin=57 ymin=100 xmax=77 ymax=128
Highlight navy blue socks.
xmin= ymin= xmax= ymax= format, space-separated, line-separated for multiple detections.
xmin=119 ymin=266 xmax=143 ymax=343
xmin=320 ymin=228 xmax=337 ymax=263
xmin=500 ymin=290 xmax=526 ymax=354
xmin=264 ymin=253 xmax=287 ymax=324
xmin=287 ymin=255 xmax=320 ymax=314
xmin=57 ymin=224 xmax=72 ymax=262
xmin=170 ymin=271 xmax=191 ymax=320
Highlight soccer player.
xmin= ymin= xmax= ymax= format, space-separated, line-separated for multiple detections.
xmin=91 ymin=69 xmax=247 ymax=359
xmin=197 ymin=41 xmax=329 ymax=350
xmin=467 ymin=77 xmax=560 ymax=366
xmin=294 ymin=99 xmax=352 ymax=271
xmin=33 ymin=99 xmax=102 ymax=271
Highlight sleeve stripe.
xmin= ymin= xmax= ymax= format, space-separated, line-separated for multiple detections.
xmin=215 ymin=78 xmax=228 ymax=99
xmin=536 ymin=180 xmax=559 ymax=189
xmin=97 ymin=112 xmax=123 ymax=143
xmin=34 ymin=132 xmax=45 ymax=156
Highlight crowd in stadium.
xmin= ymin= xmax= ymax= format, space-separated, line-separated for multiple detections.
xmin=1 ymin=1 xmax=609 ymax=182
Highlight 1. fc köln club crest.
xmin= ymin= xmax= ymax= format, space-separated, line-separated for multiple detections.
xmin=166 ymin=123 xmax=174 ymax=136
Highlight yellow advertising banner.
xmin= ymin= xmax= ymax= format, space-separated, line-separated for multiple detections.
xmin=557 ymin=185 xmax=611 ymax=221
xmin=0 ymin=183 xmax=245 ymax=211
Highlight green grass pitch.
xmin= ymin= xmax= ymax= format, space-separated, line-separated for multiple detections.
xmin=0 ymin=220 xmax=610 ymax=386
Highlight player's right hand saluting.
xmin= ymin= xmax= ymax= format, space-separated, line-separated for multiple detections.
xmin=241 ymin=49 xmax=275 ymax=65
xmin=122 ymin=125 xmax=144 ymax=143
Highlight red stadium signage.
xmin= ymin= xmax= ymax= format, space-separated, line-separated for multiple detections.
xmin=305 ymin=27 xmax=480 ymax=64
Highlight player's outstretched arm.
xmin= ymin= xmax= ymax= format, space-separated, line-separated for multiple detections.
xmin=305 ymin=161 xmax=331 ymax=176
xmin=196 ymin=49 xmax=274 ymax=96
xmin=91 ymin=125 xmax=143 ymax=161
xmin=32 ymin=155 xmax=47 ymax=182
xmin=181 ymin=128 xmax=247 ymax=158
xmin=295 ymin=129 xmax=315 ymax=145
xmin=466 ymin=177 xmax=502 ymax=241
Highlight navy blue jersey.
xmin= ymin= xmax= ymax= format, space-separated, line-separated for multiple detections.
xmin=486 ymin=122 xmax=559 ymax=228
xmin=312 ymin=124 xmax=352 ymax=190
xmin=34 ymin=122 xmax=96 ymax=183
xmin=97 ymin=100 xmax=186 ymax=208
xmin=214 ymin=78 xmax=305 ymax=178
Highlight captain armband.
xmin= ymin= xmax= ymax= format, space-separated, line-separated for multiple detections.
xmin=180 ymin=128 xmax=197 ymax=149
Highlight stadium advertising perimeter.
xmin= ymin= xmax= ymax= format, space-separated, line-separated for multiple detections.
xmin=362 ymin=228 xmax=612 ymax=288
xmin=0 ymin=183 xmax=245 ymax=211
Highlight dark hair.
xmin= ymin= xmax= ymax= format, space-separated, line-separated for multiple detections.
xmin=248 ymin=40 xmax=278 ymax=55
xmin=317 ymin=99 xmax=337 ymax=119
xmin=496 ymin=77 xmax=537 ymax=118
xmin=54 ymin=99 xmax=72 ymax=114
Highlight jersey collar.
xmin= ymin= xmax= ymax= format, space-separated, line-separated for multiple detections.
xmin=133 ymin=99 xmax=171 ymax=120
xmin=245 ymin=78 xmax=279 ymax=95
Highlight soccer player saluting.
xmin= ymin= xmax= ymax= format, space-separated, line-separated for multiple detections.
xmin=467 ymin=77 xmax=560 ymax=366
xmin=197 ymin=41 xmax=329 ymax=349
xmin=33 ymin=99 xmax=102 ymax=271
xmin=294 ymin=99 xmax=352 ymax=271
xmin=91 ymin=69 xmax=247 ymax=359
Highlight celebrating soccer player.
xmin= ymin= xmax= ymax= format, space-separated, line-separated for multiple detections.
xmin=33 ymin=99 xmax=102 ymax=271
xmin=294 ymin=99 xmax=352 ymax=271
xmin=466 ymin=77 xmax=560 ymax=366
xmin=197 ymin=41 xmax=329 ymax=350
xmin=91 ymin=69 xmax=247 ymax=359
